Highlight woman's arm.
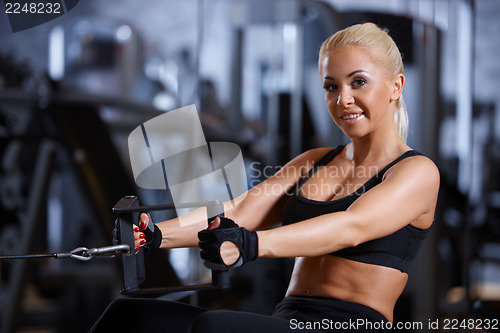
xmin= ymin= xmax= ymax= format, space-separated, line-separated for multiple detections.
xmin=225 ymin=148 xmax=331 ymax=231
xmin=136 ymin=148 xmax=332 ymax=250
xmin=256 ymin=155 xmax=440 ymax=258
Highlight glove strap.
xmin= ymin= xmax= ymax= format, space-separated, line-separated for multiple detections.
xmin=142 ymin=213 xmax=162 ymax=254
xmin=245 ymin=230 xmax=259 ymax=262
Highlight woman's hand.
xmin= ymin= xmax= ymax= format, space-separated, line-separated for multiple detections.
xmin=133 ymin=213 xmax=162 ymax=254
xmin=198 ymin=217 xmax=258 ymax=268
xmin=132 ymin=213 xmax=149 ymax=254
xmin=206 ymin=217 xmax=241 ymax=266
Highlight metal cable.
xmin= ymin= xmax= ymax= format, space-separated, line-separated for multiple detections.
xmin=0 ymin=244 xmax=130 ymax=261
xmin=0 ymin=253 xmax=56 ymax=260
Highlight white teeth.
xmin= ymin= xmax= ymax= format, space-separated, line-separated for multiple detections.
xmin=342 ymin=113 xmax=363 ymax=120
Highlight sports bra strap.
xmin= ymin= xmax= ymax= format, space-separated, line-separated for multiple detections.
xmin=306 ymin=146 xmax=421 ymax=182
xmin=376 ymin=150 xmax=423 ymax=178
xmin=315 ymin=145 xmax=345 ymax=168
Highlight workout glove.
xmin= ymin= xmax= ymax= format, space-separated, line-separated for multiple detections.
xmin=198 ymin=217 xmax=258 ymax=269
xmin=140 ymin=213 xmax=162 ymax=255
xmin=112 ymin=213 xmax=162 ymax=255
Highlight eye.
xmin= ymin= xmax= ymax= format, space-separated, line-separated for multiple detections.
xmin=323 ymin=84 xmax=337 ymax=92
xmin=352 ymin=78 xmax=367 ymax=88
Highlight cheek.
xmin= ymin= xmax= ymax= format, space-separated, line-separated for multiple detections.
xmin=325 ymin=97 xmax=337 ymax=118
xmin=373 ymin=89 xmax=388 ymax=103
xmin=325 ymin=93 xmax=338 ymax=110
xmin=361 ymin=89 xmax=387 ymax=112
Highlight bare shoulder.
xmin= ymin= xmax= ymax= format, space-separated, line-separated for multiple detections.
xmin=294 ymin=147 xmax=333 ymax=163
xmin=284 ymin=147 xmax=334 ymax=169
xmin=385 ymin=154 xmax=440 ymax=190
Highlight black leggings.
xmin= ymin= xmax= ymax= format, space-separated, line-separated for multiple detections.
xmin=89 ymin=296 xmax=391 ymax=333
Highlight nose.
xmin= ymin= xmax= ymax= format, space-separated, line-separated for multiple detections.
xmin=336 ymin=89 xmax=354 ymax=107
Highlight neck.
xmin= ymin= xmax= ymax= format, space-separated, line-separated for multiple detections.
xmin=345 ymin=132 xmax=407 ymax=165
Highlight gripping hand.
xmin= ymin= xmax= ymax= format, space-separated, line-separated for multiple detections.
xmin=139 ymin=212 xmax=162 ymax=255
xmin=198 ymin=217 xmax=258 ymax=269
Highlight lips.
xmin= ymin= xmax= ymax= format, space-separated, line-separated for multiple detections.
xmin=341 ymin=113 xmax=363 ymax=120
xmin=339 ymin=112 xmax=365 ymax=121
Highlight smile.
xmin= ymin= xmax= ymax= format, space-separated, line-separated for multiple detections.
xmin=341 ymin=113 xmax=364 ymax=120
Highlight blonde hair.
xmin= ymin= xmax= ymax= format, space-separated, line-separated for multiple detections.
xmin=319 ymin=22 xmax=408 ymax=143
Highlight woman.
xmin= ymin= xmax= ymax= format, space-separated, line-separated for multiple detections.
xmin=90 ymin=22 xmax=439 ymax=333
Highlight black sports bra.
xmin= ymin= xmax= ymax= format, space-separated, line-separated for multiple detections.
xmin=281 ymin=145 xmax=431 ymax=273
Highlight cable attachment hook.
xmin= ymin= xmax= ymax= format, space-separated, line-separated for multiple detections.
xmin=69 ymin=247 xmax=93 ymax=261
xmin=54 ymin=244 xmax=131 ymax=261
xmin=87 ymin=244 xmax=131 ymax=258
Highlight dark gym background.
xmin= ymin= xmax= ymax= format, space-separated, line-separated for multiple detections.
xmin=1 ymin=0 xmax=499 ymax=332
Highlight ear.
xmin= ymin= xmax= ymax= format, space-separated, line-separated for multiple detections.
xmin=390 ymin=74 xmax=405 ymax=102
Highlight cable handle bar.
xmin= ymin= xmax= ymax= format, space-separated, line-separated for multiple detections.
xmin=112 ymin=196 xmax=230 ymax=296
xmin=0 ymin=196 xmax=229 ymax=296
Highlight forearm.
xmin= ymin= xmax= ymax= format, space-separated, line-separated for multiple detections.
xmin=154 ymin=193 xmax=269 ymax=249
xmin=156 ymin=206 xmax=210 ymax=249
xmin=224 ymin=193 xmax=286 ymax=231
xmin=157 ymin=204 xmax=280 ymax=249
xmin=257 ymin=211 xmax=359 ymax=258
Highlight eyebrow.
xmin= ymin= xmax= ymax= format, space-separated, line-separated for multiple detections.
xmin=323 ymin=70 xmax=370 ymax=81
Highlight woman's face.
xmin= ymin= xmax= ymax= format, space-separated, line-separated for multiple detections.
xmin=320 ymin=46 xmax=403 ymax=140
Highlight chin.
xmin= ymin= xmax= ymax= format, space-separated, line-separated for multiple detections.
xmin=341 ymin=129 xmax=368 ymax=140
